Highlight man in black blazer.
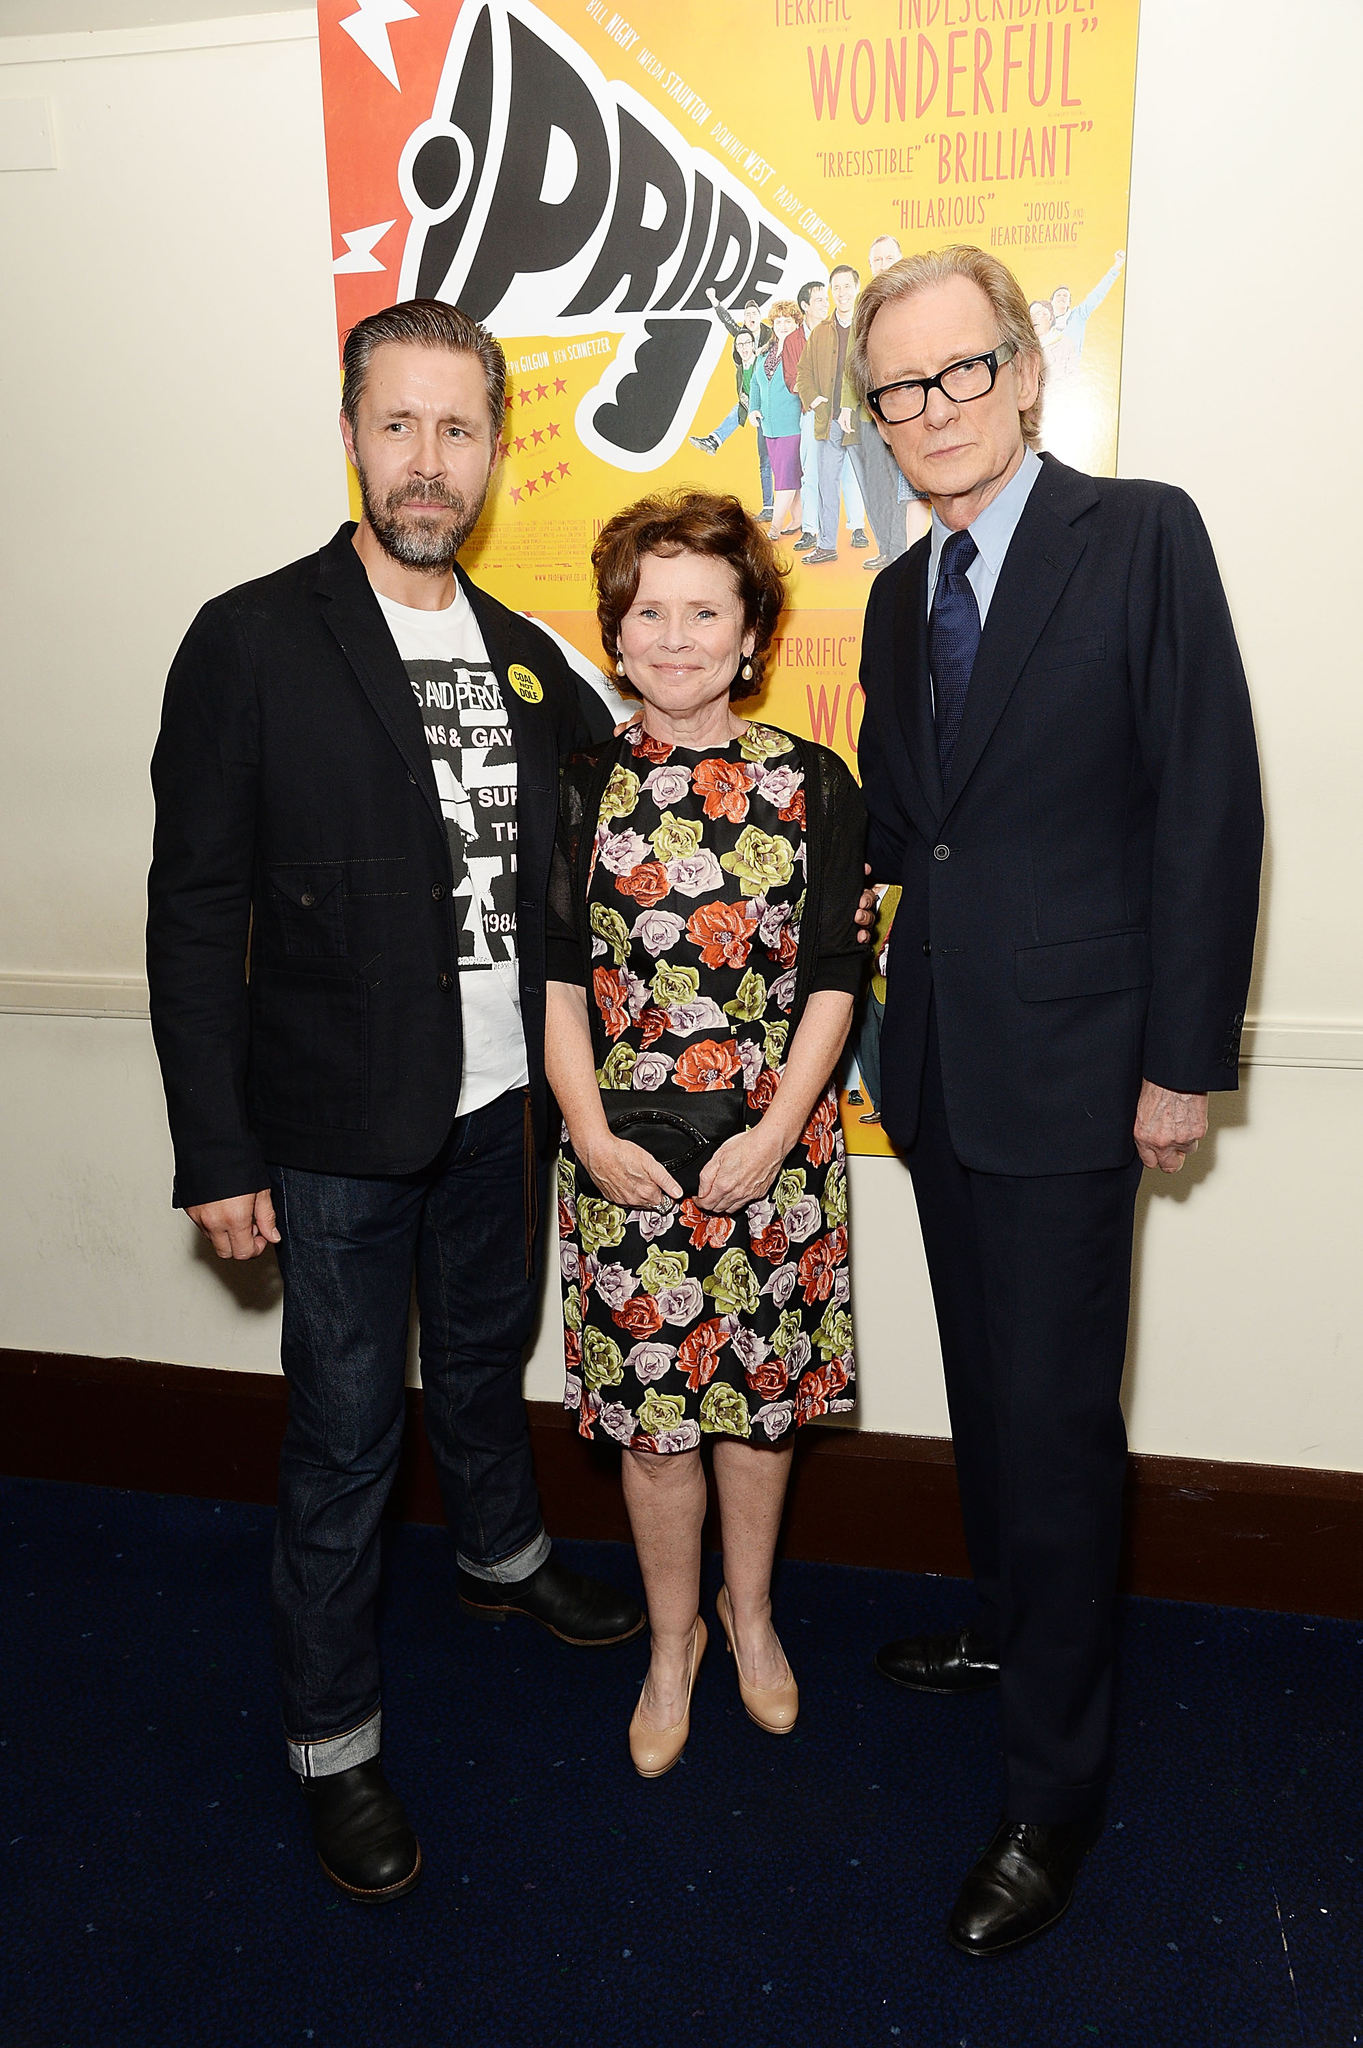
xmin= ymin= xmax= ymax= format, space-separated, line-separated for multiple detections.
xmin=147 ymin=301 xmax=641 ymax=1904
xmin=848 ymin=249 xmax=1262 ymax=1954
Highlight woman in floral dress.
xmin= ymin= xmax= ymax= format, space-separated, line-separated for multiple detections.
xmin=545 ymin=490 xmax=866 ymax=1775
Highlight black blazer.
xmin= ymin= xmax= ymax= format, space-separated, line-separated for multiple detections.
xmin=147 ymin=523 xmax=612 ymax=1208
xmin=857 ymin=454 xmax=1263 ymax=1175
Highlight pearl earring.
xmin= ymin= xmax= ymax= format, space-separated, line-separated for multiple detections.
xmin=615 ymin=655 xmax=625 ymax=677
xmin=741 ymin=658 xmax=754 ymax=682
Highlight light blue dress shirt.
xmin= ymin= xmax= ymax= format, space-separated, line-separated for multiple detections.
xmin=927 ymin=443 xmax=1043 ymax=628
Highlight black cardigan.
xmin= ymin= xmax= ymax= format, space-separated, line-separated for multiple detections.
xmin=546 ymin=728 xmax=868 ymax=1060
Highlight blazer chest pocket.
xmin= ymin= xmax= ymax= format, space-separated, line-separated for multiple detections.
xmin=269 ymin=865 xmax=346 ymax=958
xmin=1034 ymin=631 xmax=1106 ymax=671
xmin=1015 ymin=928 xmax=1151 ymax=1002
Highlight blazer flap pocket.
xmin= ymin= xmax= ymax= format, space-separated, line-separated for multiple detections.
xmin=1036 ymin=632 xmax=1106 ymax=670
xmin=1015 ymin=929 xmax=1151 ymax=1002
xmin=270 ymin=866 xmax=344 ymax=910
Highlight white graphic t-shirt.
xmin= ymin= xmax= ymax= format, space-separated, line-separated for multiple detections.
xmin=375 ymin=585 xmax=529 ymax=1118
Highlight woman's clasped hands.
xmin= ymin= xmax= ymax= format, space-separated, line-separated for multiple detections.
xmin=577 ymin=1121 xmax=788 ymax=1217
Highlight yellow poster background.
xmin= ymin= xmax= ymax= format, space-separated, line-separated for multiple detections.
xmin=321 ymin=0 xmax=1140 ymax=1154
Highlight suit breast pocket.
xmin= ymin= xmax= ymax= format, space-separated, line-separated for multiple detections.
xmin=268 ymin=865 xmax=346 ymax=958
xmin=1032 ymin=632 xmax=1106 ymax=672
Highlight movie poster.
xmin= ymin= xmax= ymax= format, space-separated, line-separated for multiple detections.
xmin=318 ymin=0 xmax=1140 ymax=1155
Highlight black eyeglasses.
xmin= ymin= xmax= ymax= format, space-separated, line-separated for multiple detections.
xmin=865 ymin=342 xmax=1017 ymax=425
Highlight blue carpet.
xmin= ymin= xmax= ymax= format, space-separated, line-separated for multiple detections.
xmin=2 ymin=1477 xmax=1360 ymax=2048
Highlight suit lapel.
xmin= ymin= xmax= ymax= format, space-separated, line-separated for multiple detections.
xmin=940 ymin=459 xmax=1096 ymax=814
xmin=889 ymin=538 xmax=944 ymax=828
xmin=314 ymin=525 xmax=445 ymax=837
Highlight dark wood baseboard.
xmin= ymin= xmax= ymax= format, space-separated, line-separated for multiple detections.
xmin=3 ymin=1349 xmax=1360 ymax=1619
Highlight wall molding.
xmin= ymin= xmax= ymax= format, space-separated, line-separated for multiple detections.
xmin=2 ymin=975 xmax=1361 ymax=1069
xmin=1238 ymin=1018 xmax=1363 ymax=1070
xmin=0 ymin=972 xmax=151 ymax=1018
xmin=4 ymin=1349 xmax=1360 ymax=1619
xmin=0 ymin=10 xmax=315 ymax=68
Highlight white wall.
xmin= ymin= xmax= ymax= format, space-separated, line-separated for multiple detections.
xmin=2 ymin=3 xmax=1361 ymax=1471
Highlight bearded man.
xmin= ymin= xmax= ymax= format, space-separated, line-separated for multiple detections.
xmin=147 ymin=300 xmax=640 ymax=1905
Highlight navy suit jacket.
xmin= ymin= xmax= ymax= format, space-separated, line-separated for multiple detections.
xmin=147 ymin=524 xmax=613 ymax=1208
xmin=856 ymin=453 xmax=1263 ymax=1175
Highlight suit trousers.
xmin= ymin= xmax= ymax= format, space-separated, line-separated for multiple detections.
xmin=903 ymin=1006 xmax=1141 ymax=1823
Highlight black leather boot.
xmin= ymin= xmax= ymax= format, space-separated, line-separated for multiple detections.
xmin=875 ymin=1624 xmax=1000 ymax=1694
xmin=457 ymin=1549 xmax=644 ymax=1646
xmin=301 ymin=1761 xmax=421 ymax=1903
xmin=947 ymin=1817 xmax=1099 ymax=1956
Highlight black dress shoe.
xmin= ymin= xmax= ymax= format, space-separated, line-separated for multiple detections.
xmin=874 ymin=1624 xmax=1000 ymax=1694
xmin=301 ymin=1761 xmax=421 ymax=1903
xmin=458 ymin=1550 xmax=645 ymax=1646
xmin=947 ymin=1817 xmax=1098 ymax=1956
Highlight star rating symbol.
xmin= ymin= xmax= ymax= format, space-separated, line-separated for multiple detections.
xmin=531 ymin=427 xmax=545 ymax=446
xmin=541 ymin=468 xmax=555 ymax=486
xmin=535 ymin=381 xmax=549 ymax=400
xmin=513 ymin=435 xmax=527 ymax=453
xmin=510 ymin=486 xmax=523 ymax=504
xmin=557 ymin=461 xmax=571 ymax=478
xmin=547 ymin=420 xmax=561 ymax=440
xmin=525 ymin=478 xmax=539 ymax=495
xmin=518 ymin=387 xmax=531 ymax=405
xmin=554 ymin=377 xmax=568 ymax=395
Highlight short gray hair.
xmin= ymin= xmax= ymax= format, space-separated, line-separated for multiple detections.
xmin=848 ymin=244 xmax=1045 ymax=449
xmin=340 ymin=299 xmax=507 ymax=441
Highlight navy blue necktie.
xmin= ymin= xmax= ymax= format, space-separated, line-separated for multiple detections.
xmin=930 ymin=529 xmax=981 ymax=781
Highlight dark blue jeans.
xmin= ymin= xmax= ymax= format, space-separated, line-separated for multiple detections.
xmin=268 ymin=1089 xmax=549 ymax=1775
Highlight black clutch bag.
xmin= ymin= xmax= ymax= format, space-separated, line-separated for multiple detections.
xmin=597 ymin=1089 xmax=748 ymax=1199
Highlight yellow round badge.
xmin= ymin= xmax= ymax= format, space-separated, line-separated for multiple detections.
xmin=507 ymin=664 xmax=543 ymax=704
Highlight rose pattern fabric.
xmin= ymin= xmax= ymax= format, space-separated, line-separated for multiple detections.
xmin=561 ymin=722 xmax=855 ymax=1450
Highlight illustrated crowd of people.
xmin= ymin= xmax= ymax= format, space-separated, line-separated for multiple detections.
xmin=691 ymin=234 xmax=939 ymax=572
xmin=147 ymin=239 xmax=1262 ymax=1954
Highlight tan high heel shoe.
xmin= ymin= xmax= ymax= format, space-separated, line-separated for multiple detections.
xmin=716 ymin=1584 xmax=799 ymax=1736
xmin=628 ymin=1617 xmax=708 ymax=1779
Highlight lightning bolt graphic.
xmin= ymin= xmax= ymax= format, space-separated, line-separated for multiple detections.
xmin=339 ymin=0 xmax=417 ymax=90
xmin=331 ymin=221 xmax=398 ymax=274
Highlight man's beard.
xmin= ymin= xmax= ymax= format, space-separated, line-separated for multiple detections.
xmin=355 ymin=462 xmax=488 ymax=570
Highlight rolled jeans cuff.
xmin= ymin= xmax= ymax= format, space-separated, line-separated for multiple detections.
xmin=287 ymin=1706 xmax=381 ymax=1780
xmin=456 ymin=1525 xmax=551 ymax=1584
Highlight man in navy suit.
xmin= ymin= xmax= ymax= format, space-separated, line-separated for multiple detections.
xmin=848 ymin=247 xmax=1262 ymax=1955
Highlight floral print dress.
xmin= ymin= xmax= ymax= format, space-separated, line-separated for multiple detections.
xmin=558 ymin=719 xmax=855 ymax=1452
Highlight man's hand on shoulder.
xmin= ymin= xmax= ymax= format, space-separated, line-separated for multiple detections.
xmin=1134 ymin=1081 xmax=1208 ymax=1174
xmin=187 ymin=1189 xmax=281 ymax=1259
